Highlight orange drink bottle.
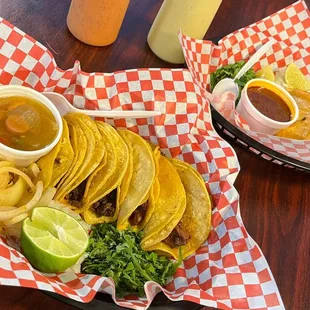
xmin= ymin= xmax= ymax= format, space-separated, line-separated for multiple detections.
xmin=67 ymin=0 xmax=130 ymax=46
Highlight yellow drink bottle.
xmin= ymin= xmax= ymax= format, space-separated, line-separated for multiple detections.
xmin=148 ymin=0 xmax=223 ymax=64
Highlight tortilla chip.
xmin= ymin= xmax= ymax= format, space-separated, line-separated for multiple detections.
xmin=116 ymin=130 xmax=155 ymax=231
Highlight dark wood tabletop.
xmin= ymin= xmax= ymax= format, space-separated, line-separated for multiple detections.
xmin=1 ymin=0 xmax=310 ymax=309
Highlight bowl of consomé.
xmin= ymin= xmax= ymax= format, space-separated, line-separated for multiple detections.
xmin=0 ymin=85 xmax=63 ymax=167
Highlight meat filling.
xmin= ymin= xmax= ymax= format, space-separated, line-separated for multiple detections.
xmin=91 ymin=189 xmax=117 ymax=217
xmin=163 ymin=223 xmax=190 ymax=248
xmin=128 ymin=201 xmax=148 ymax=226
xmin=55 ymin=157 xmax=61 ymax=164
xmin=8 ymin=172 xmax=15 ymax=185
xmin=66 ymin=180 xmax=87 ymax=208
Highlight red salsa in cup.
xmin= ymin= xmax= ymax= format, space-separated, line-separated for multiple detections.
xmin=247 ymin=86 xmax=291 ymax=122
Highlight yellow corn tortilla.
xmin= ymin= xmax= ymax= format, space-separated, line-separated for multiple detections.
xmin=83 ymin=122 xmax=129 ymax=224
xmin=166 ymin=158 xmax=212 ymax=259
xmin=136 ymin=146 xmax=161 ymax=230
xmin=144 ymin=158 xmax=212 ymax=260
xmin=36 ymin=119 xmax=73 ymax=189
xmin=59 ymin=113 xmax=105 ymax=207
xmin=118 ymin=132 xmax=134 ymax=207
xmin=151 ymin=147 xmax=161 ymax=205
xmin=118 ymin=145 xmax=160 ymax=232
xmin=141 ymin=155 xmax=186 ymax=249
xmin=55 ymin=120 xmax=87 ymax=196
xmin=36 ymin=129 xmax=62 ymax=189
xmin=50 ymin=119 xmax=75 ymax=187
xmin=116 ymin=129 xmax=156 ymax=231
xmin=276 ymin=89 xmax=310 ymax=140
xmin=147 ymin=143 xmax=161 ymax=206
xmin=55 ymin=113 xmax=105 ymax=206
xmin=151 ymin=178 xmax=160 ymax=206
xmin=83 ymin=123 xmax=116 ymax=204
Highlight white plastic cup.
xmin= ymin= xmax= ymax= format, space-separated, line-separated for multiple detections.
xmin=0 ymin=85 xmax=63 ymax=167
xmin=236 ymin=79 xmax=299 ymax=135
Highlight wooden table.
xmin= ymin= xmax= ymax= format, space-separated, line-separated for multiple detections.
xmin=0 ymin=0 xmax=309 ymax=309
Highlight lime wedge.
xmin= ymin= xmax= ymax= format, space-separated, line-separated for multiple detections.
xmin=256 ymin=65 xmax=275 ymax=82
xmin=21 ymin=207 xmax=88 ymax=273
xmin=285 ymin=63 xmax=310 ymax=91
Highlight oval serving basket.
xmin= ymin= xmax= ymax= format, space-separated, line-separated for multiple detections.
xmin=204 ymin=29 xmax=310 ymax=174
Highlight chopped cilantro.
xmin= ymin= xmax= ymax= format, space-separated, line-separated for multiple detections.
xmin=81 ymin=224 xmax=180 ymax=297
xmin=210 ymin=61 xmax=256 ymax=101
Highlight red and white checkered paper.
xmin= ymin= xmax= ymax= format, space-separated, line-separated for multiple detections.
xmin=0 ymin=14 xmax=284 ymax=310
xmin=180 ymin=0 xmax=310 ymax=165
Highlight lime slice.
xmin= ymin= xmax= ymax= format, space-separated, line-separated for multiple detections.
xmin=256 ymin=65 xmax=275 ymax=82
xmin=285 ymin=63 xmax=310 ymax=91
xmin=21 ymin=207 xmax=88 ymax=273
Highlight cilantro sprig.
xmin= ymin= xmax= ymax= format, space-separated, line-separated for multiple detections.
xmin=81 ymin=224 xmax=180 ymax=297
xmin=210 ymin=61 xmax=256 ymax=101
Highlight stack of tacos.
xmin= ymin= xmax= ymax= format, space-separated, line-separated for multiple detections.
xmin=37 ymin=112 xmax=212 ymax=259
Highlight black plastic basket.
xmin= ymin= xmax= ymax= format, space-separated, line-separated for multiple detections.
xmin=211 ymin=107 xmax=310 ymax=172
xmin=45 ymin=291 xmax=202 ymax=310
xmin=204 ymin=36 xmax=310 ymax=173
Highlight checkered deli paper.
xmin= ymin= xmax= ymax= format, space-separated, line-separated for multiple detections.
xmin=0 ymin=14 xmax=284 ymax=310
xmin=179 ymin=0 xmax=310 ymax=165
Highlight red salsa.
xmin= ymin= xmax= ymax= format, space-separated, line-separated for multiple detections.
xmin=247 ymin=86 xmax=291 ymax=122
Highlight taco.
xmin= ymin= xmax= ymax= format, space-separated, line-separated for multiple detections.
xmin=276 ymin=89 xmax=310 ymax=140
xmin=141 ymin=156 xmax=186 ymax=253
xmin=148 ymin=143 xmax=161 ymax=204
xmin=141 ymin=158 xmax=212 ymax=260
xmin=55 ymin=118 xmax=86 ymax=193
xmin=124 ymin=145 xmax=160 ymax=230
xmin=55 ymin=113 xmax=105 ymax=209
xmin=82 ymin=122 xmax=129 ymax=224
xmin=118 ymin=137 xmax=133 ymax=207
xmin=50 ymin=119 xmax=75 ymax=187
xmin=36 ymin=119 xmax=74 ymax=189
xmin=116 ymin=130 xmax=156 ymax=231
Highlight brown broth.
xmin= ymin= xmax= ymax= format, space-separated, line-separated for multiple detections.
xmin=0 ymin=96 xmax=58 ymax=151
xmin=247 ymin=86 xmax=291 ymax=122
